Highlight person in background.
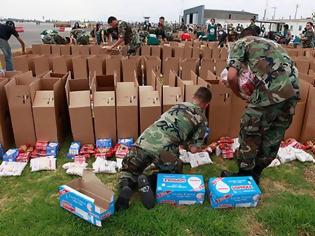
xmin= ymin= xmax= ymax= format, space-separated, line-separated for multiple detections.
xmin=207 ymin=18 xmax=217 ymax=41
xmin=282 ymin=24 xmax=292 ymax=44
xmin=106 ymin=16 xmax=141 ymax=55
xmin=40 ymin=29 xmax=69 ymax=45
xmin=72 ymin=22 xmax=81 ymax=30
xmin=115 ymin=87 xmax=212 ymax=211
xmin=155 ymin=16 xmax=167 ymax=42
xmin=301 ymin=22 xmax=315 ymax=48
xmin=90 ymin=23 xmax=101 ymax=44
xmin=0 ymin=21 xmax=25 ymax=71
xmin=221 ymin=27 xmax=299 ymax=185
xmin=217 ymin=23 xmax=227 ymax=48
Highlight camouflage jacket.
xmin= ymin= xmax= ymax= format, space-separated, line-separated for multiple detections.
xmin=135 ymin=102 xmax=208 ymax=158
xmin=227 ymin=36 xmax=300 ymax=107
xmin=118 ymin=21 xmax=141 ymax=49
xmin=302 ymin=30 xmax=315 ymax=48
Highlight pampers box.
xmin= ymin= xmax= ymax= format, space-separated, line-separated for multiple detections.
xmin=58 ymin=170 xmax=115 ymax=226
xmin=208 ymin=176 xmax=261 ymax=209
xmin=156 ymin=173 xmax=205 ymax=205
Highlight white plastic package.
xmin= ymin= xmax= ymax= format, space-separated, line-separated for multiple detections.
xmin=62 ymin=162 xmax=88 ymax=176
xmin=277 ymin=147 xmax=296 ymax=163
xmin=232 ymin=138 xmax=240 ymax=152
xmin=179 ymin=149 xmax=191 ymax=163
xmin=116 ymin=158 xmax=123 ymax=170
xmin=0 ymin=161 xmax=27 ymax=176
xmin=267 ymin=159 xmax=281 ymax=168
xmin=30 ymin=156 xmax=56 ymax=172
xmin=93 ymin=158 xmax=117 ymax=174
xmin=189 ymin=152 xmax=213 ymax=168
xmin=295 ymin=149 xmax=315 ymax=163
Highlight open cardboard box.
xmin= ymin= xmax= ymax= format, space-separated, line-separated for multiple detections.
xmin=0 ymin=71 xmax=22 ymax=80
xmin=163 ymin=57 xmax=179 ymax=80
xmin=33 ymin=55 xmax=53 ymax=76
xmin=144 ymin=57 xmax=161 ymax=86
xmin=162 ymin=45 xmax=173 ymax=60
xmin=51 ymin=56 xmax=73 ymax=76
xmin=91 ymin=73 xmax=117 ymax=143
xmin=179 ymin=58 xmax=198 ymax=81
xmin=199 ymin=59 xmax=215 ymax=80
xmin=58 ymin=170 xmax=115 ymax=227
xmin=5 ymin=71 xmax=38 ymax=146
xmin=116 ymin=80 xmax=139 ymax=141
xmin=13 ymin=54 xmax=36 ymax=75
xmin=30 ymin=78 xmax=67 ymax=143
xmin=141 ymin=45 xmax=151 ymax=56
xmin=106 ymin=56 xmax=122 ymax=82
xmin=151 ymin=46 xmax=161 ymax=58
xmin=139 ymin=86 xmax=161 ymax=132
xmin=87 ymin=55 xmax=106 ymax=76
xmin=72 ymin=56 xmax=89 ymax=80
xmin=66 ymin=79 xmax=95 ymax=144
xmin=177 ymin=71 xmax=201 ymax=102
xmin=121 ymin=56 xmax=141 ymax=82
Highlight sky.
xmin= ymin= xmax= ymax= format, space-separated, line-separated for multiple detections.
xmin=1 ymin=0 xmax=314 ymax=22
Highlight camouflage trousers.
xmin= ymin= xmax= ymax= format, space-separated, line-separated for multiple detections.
xmin=119 ymin=146 xmax=182 ymax=188
xmin=237 ymin=97 xmax=298 ymax=171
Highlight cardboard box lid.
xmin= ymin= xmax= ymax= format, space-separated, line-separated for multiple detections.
xmin=94 ymin=91 xmax=115 ymax=107
xmin=32 ymin=91 xmax=55 ymax=108
xmin=69 ymin=91 xmax=91 ymax=108
xmin=66 ymin=170 xmax=114 ymax=209
xmin=140 ymin=90 xmax=160 ymax=107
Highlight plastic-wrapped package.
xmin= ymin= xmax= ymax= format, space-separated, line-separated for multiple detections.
xmin=0 ymin=161 xmax=27 ymax=176
xmin=295 ymin=149 xmax=315 ymax=163
xmin=30 ymin=156 xmax=56 ymax=172
xmin=189 ymin=152 xmax=213 ymax=168
xmin=267 ymin=159 xmax=281 ymax=168
xmin=62 ymin=162 xmax=88 ymax=176
xmin=92 ymin=158 xmax=117 ymax=174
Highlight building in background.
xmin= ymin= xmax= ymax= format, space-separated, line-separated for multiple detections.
xmin=183 ymin=5 xmax=258 ymax=26
xmin=272 ymin=18 xmax=312 ymax=36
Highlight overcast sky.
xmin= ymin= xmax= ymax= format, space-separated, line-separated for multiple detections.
xmin=1 ymin=0 xmax=314 ymax=22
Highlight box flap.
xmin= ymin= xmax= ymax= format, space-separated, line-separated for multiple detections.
xmin=69 ymin=91 xmax=91 ymax=108
xmin=94 ymin=91 xmax=115 ymax=107
xmin=69 ymin=79 xmax=90 ymax=92
xmin=33 ymin=91 xmax=54 ymax=108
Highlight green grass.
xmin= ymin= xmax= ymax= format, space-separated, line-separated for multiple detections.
xmin=0 ymin=138 xmax=315 ymax=236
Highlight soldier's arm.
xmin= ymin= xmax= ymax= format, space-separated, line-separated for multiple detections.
xmin=185 ymin=124 xmax=207 ymax=152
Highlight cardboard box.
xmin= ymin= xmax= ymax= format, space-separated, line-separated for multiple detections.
xmin=295 ymin=59 xmax=310 ymax=74
xmin=13 ymin=54 xmax=36 ymax=75
xmin=51 ymin=45 xmax=61 ymax=56
xmin=33 ymin=55 xmax=52 ymax=76
xmin=116 ymin=82 xmax=138 ymax=141
xmin=183 ymin=46 xmax=192 ymax=59
xmin=220 ymin=48 xmax=228 ymax=59
xmin=192 ymin=47 xmax=200 ymax=59
xmin=71 ymin=45 xmax=89 ymax=56
xmin=139 ymin=86 xmax=161 ymax=132
xmin=201 ymin=47 xmax=212 ymax=60
xmin=106 ymin=56 xmax=122 ymax=82
xmin=32 ymin=44 xmax=41 ymax=54
xmin=52 ymin=56 xmax=73 ymax=75
xmin=229 ymin=94 xmax=247 ymax=138
xmin=141 ymin=45 xmax=151 ymax=56
xmin=145 ymin=57 xmax=161 ymax=86
xmin=58 ymin=170 xmax=115 ymax=227
xmin=66 ymin=79 xmax=95 ymax=144
xmin=199 ymin=59 xmax=215 ymax=80
xmin=122 ymin=57 xmax=140 ymax=82
xmin=88 ymin=55 xmax=105 ymax=76
xmin=40 ymin=44 xmax=52 ymax=55
xmin=72 ymin=56 xmax=88 ymax=79
xmin=151 ymin=46 xmax=161 ymax=58
xmin=180 ymin=58 xmax=198 ymax=81
xmin=215 ymin=59 xmax=226 ymax=76
xmin=208 ymin=177 xmax=261 ymax=208
xmin=163 ymin=57 xmax=179 ymax=80
xmin=42 ymin=71 xmax=71 ymax=81
xmin=60 ymin=45 xmax=71 ymax=56
xmin=177 ymin=72 xmax=200 ymax=102
xmin=174 ymin=47 xmax=184 ymax=59
xmin=156 ymin=173 xmax=205 ymax=205
xmin=90 ymin=45 xmax=101 ymax=55
xmin=30 ymin=78 xmax=67 ymax=143
xmin=300 ymin=73 xmax=315 ymax=84
xmin=91 ymin=74 xmax=117 ymax=142
xmin=300 ymin=84 xmax=315 ymax=142
xmin=0 ymin=71 xmax=22 ymax=80
xmin=5 ymin=72 xmax=38 ymax=146
xmin=0 ymin=78 xmax=14 ymax=149
xmin=162 ymin=86 xmax=183 ymax=112
xmin=162 ymin=45 xmax=173 ymax=60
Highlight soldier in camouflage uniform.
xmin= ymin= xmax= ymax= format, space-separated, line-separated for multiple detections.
xmin=40 ymin=29 xmax=69 ymax=44
xmin=222 ymin=27 xmax=300 ymax=184
xmin=301 ymin=22 xmax=315 ymax=48
xmin=116 ymin=87 xmax=212 ymax=210
xmin=107 ymin=16 xmax=141 ymax=55
xmin=70 ymin=29 xmax=90 ymax=45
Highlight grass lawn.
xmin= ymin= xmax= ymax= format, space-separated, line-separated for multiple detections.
xmin=0 ymin=137 xmax=315 ymax=236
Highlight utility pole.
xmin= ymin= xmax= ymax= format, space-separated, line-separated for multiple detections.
xmin=294 ymin=4 xmax=299 ymax=19
xmin=272 ymin=7 xmax=277 ymax=20
xmin=263 ymin=0 xmax=269 ymax=20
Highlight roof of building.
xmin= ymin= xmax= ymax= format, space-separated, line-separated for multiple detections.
xmin=204 ymin=9 xmax=257 ymax=16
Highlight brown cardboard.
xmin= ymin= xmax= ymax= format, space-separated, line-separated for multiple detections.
xmin=88 ymin=55 xmax=105 ymax=76
xmin=0 ymin=78 xmax=14 ymax=149
xmin=180 ymin=59 xmax=198 ymax=81
xmin=220 ymin=48 xmax=228 ymax=59
xmin=177 ymin=72 xmax=200 ymax=102
xmin=162 ymin=45 xmax=173 ymax=60
xmin=287 ymin=49 xmax=298 ymax=57
xmin=145 ymin=57 xmax=161 ymax=86
xmin=90 ymin=45 xmax=101 ymax=55
xmin=162 ymin=86 xmax=183 ymax=112
xmin=215 ymin=59 xmax=226 ymax=75
xmin=5 ymin=72 xmax=38 ymax=146
xmin=66 ymin=79 xmax=95 ymax=144
xmin=300 ymin=85 xmax=315 ymax=142
xmin=212 ymin=47 xmax=220 ymax=59
xmin=139 ymin=87 xmax=161 ymax=132
xmin=141 ymin=45 xmax=151 ymax=56
xmin=184 ymin=46 xmax=192 ymax=59
xmin=60 ymin=45 xmax=71 ymax=56
xmin=0 ymin=71 xmax=22 ymax=80
xmin=201 ymin=46 xmax=212 ymax=59
xmin=71 ymin=45 xmax=80 ymax=56
xmin=13 ymin=54 xmax=36 ymax=75
xmin=310 ymin=62 xmax=315 ymax=72
xmin=122 ymin=57 xmax=140 ymax=82
xmin=72 ymin=56 xmax=88 ymax=79
xmin=40 ymin=44 xmax=52 ymax=55
xmin=163 ymin=57 xmax=179 ymax=79
xmin=199 ymin=59 xmax=215 ymax=79
xmin=192 ymin=47 xmax=200 ymax=59
xmin=151 ymin=46 xmax=161 ymax=58
xmin=106 ymin=56 xmax=122 ymax=82
xmin=42 ymin=71 xmax=71 ymax=81
xmin=174 ymin=47 xmax=184 ymax=59
xmin=30 ymin=78 xmax=67 ymax=142
xmin=116 ymin=82 xmax=138 ymax=140
xmin=32 ymin=44 xmax=41 ymax=54
xmin=295 ymin=59 xmax=310 ymax=74
xmin=51 ymin=45 xmax=61 ymax=56
xmin=52 ymin=56 xmax=73 ymax=75
xmin=33 ymin=55 xmax=52 ymax=76
xmin=284 ymin=101 xmax=306 ymax=140
xmin=91 ymin=74 xmax=117 ymax=141
xmin=229 ymin=93 xmax=247 ymax=138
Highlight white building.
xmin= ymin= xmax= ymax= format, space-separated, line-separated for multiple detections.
xmin=272 ymin=18 xmax=312 ymax=36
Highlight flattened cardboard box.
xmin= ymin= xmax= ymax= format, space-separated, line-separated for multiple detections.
xmin=72 ymin=56 xmax=89 ymax=79
xmin=91 ymin=74 xmax=117 ymax=142
xmin=58 ymin=170 xmax=115 ymax=227
xmin=66 ymin=79 xmax=95 ymax=144
xmin=139 ymin=87 xmax=161 ymax=132
xmin=52 ymin=56 xmax=73 ymax=75
xmin=0 ymin=78 xmax=14 ymax=149
xmin=106 ymin=56 xmax=122 ymax=82
xmin=116 ymin=82 xmax=138 ymax=141
xmin=5 ymin=71 xmax=38 ymax=146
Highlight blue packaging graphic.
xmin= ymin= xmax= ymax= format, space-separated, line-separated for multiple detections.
xmin=0 ymin=144 xmax=3 ymax=159
xmin=96 ymin=139 xmax=112 ymax=148
xmin=208 ymin=176 xmax=261 ymax=209
xmin=3 ymin=149 xmax=19 ymax=162
xmin=46 ymin=142 xmax=59 ymax=157
xmin=67 ymin=142 xmax=81 ymax=159
xmin=156 ymin=174 xmax=205 ymax=205
xmin=118 ymin=138 xmax=134 ymax=147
